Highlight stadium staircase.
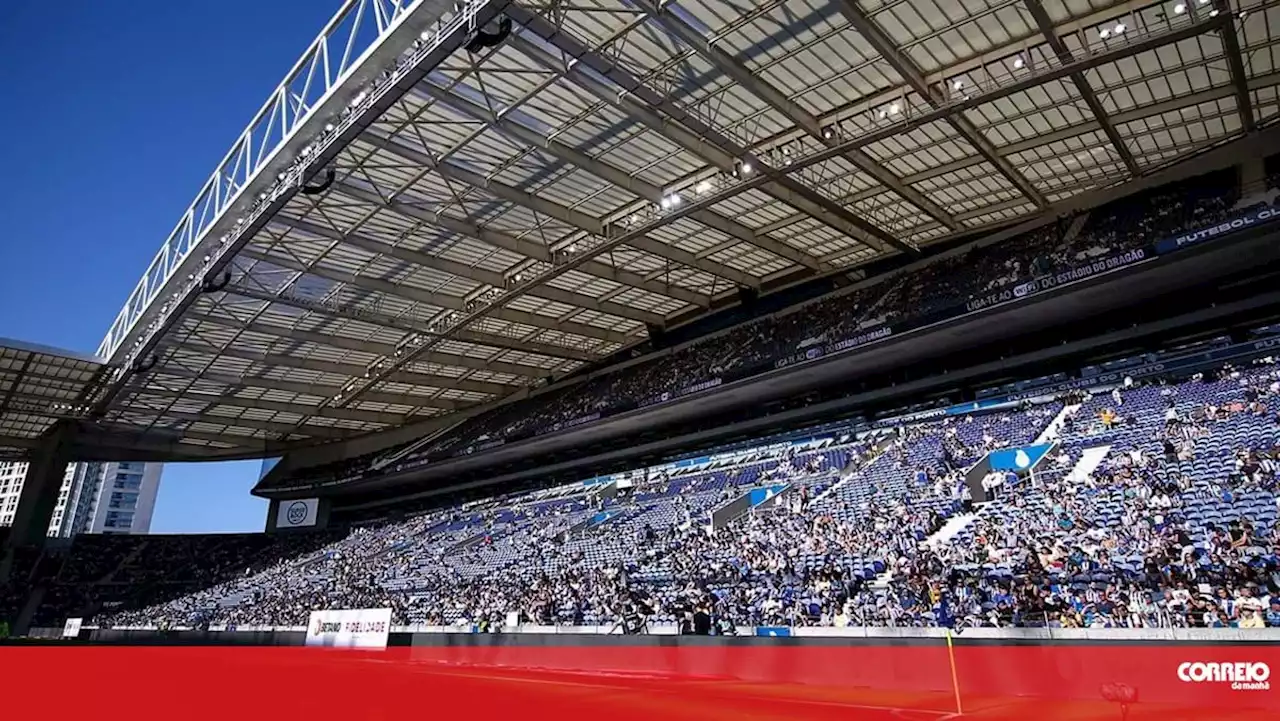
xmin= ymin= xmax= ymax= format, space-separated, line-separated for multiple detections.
xmin=811 ymin=437 xmax=892 ymax=505
xmin=101 ymin=540 xmax=150 ymax=584
xmin=1034 ymin=403 xmax=1082 ymax=445
xmin=370 ymin=416 xmax=470 ymax=472
xmin=926 ymin=512 xmax=980 ymax=550
xmin=1064 ymin=445 xmax=1113 ymax=486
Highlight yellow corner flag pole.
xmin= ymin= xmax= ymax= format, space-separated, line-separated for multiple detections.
xmin=945 ymin=629 xmax=964 ymax=716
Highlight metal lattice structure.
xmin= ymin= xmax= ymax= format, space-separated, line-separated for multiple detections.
xmin=52 ymin=0 xmax=1280 ymax=459
xmin=0 ymin=340 xmax=108 ymax=460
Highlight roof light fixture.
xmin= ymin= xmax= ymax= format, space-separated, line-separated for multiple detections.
xmin=695 ymin=180 xmax=712 ymax=194
xmin=952 ymin=79 xmax=964 ymax=91
xmin=888 ymin=102 xmax=901 ymax=115
xmin=1013 ymin=56 xmax=1025 ymax=69
xmin=1114 ymin=23 xmax=1126 ymax=34
xmin=1174 ymin=3 xmax=1186 ymax=14
xmin=1210 ymin=8 xmax=1219 ymax=15
xmin=1099 ymin=28 xmax=1111 ymax=38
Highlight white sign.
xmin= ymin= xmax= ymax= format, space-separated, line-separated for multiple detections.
xmin=276 ymin=498 xmax=319 ymax=528
xmin=305 ymin=608 xmax=392 ymax=649
xmin=63 ymin=617 xmax=83 ymax=638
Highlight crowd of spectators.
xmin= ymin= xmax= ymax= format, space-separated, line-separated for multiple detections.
xmin=275 ymin=166 xmax=1266 ymax=489
xmin=0 ymin=352 xmax=1252 ymax=635
xmin=73 ymin=357 xmax=1280 ymax=630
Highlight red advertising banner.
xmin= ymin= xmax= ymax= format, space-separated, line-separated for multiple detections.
xmin=3 ymin=640 xmax=1277 ymax=720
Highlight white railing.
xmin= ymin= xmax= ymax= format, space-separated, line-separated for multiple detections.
xmin=96 ymin=0 xmax=474 ymax=362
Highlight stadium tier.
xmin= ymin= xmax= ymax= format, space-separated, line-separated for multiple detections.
xmin=3 ymin=344 xmax=1278 ymax=632
xmin=261 ymin=164 xmax=1280 ymax=491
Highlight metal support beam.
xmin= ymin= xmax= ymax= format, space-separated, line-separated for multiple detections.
xmin=137 ymin=365 xmax=474 ymax=412
xmin=1215 ymin=0 xmax=1256 ymax=133
xmin=181 ymin=311 xmax=554 ymax=379
xmin=781 ymin=70 xmax=1280 ymax=226
xmin=132 ymin=386 xmax=408 ymax=425
xmin=235 ymin=246 xmax=633 ymax=346
xmin=737 ymin=15 xmax=1223 ymax=192
xmin=162 ymin=340 xmax=520 ymax=397
xmin=355 ymin=128 xmax=762 ymax=289
xmin=837 ymin=0 xmax=1049 ymax=209
xmin=509 ymin=6 xmax=909 ymax=257
xmin=76 ymin=423 xmax=280 ymax=459
xmin=154 ymin=410 xmax=357 ymax=440
xmin=229 ymin=281 xmax=593 ymax=362
xmin=0 ymin=355 xmax=34 ymax=418
xmin=504 ymin=33 xmax=893 ymax=260
xmin=638 ymin=0 xmax=959 ymax=232
xmin=269 ymin=214 xmax=665 ymax=327
xmin=229 ymin=269 xmax=596 ymax=362
xmin=313 ymin=185 xmax=710 ymax=308
xmin=413 ymin=83 xmax=833 ymax=273
xmin=1023 ymin=0 xmax=1140 ymax=175
xmin=92 ymin=0 xmax=510 ymax=406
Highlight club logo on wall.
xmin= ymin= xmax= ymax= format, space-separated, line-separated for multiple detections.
xmin=286 ymin=501 xmax=309 ymax=526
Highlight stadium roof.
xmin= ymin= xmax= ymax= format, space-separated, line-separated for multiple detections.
xmin=0 ymin=339 xmax=108 ymax=461
xmin=35 ymin=0 xmax=1280 ymax=460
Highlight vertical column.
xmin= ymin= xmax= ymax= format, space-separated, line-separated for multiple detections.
xmin=1241 ymin=157 xmax=1266 ymax=194
xmin=7 ymin=421 xmax=76 ymax=549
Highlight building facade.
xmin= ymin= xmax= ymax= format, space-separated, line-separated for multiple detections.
xmin=0 ymin=460 xmax=163 ymax=536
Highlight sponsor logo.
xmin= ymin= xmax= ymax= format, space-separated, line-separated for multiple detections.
xmin=285 ymin=501 xmax=308 ymax=526
xmin=313 ymin=620 xmax=341 ymax=635
xmin=967 ymin=249 xmax=1147 ymax=312
xmin=1166 ymin=207 xmax=1279 ymax=250
xmin=1014 ymin=449 xmax=1032 ymax=469
xmin=1177 ymin=662 xmax=1271 ymax=691
xmin=831 ymin=326 xmax=893 ymax=353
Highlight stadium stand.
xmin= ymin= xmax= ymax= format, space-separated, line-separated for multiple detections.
xmin=265 ymin=165 xmax=1269 ymax=489
xmin=5 ymin=348 xmax=1276 ymax=633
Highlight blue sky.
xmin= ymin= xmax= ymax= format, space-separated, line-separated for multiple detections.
xmin=0 ymin=0 xmax=343 ymax=533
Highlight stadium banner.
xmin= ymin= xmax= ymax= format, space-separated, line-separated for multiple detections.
xmin=552 ymin=412 xmax=601 ymax=432
xmin=275 ymin=498 xmax=320 ymax=528
xmin=62 ymin=617 xmax=83 ymax=638
xmin=965 ymin=247 xmax=1150 ymax=313
xmin=19 ymin=641 xmax=1280 ymax=719
xmin=639 ymin=377 xmax=724 ymax=409
xmin=987 ymin=444 xmax=1054 ymax=473
xmin=305 ymin=608 xmax=392 ymax=648
xmin=874 ymin=397 xmax=1018 ymax=428
xmin=1154 ymin=203 xmax=1280 ymax=254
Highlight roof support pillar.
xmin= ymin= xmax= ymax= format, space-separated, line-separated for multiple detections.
xmin=4 ymin=421 xmax=74 ymax=554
